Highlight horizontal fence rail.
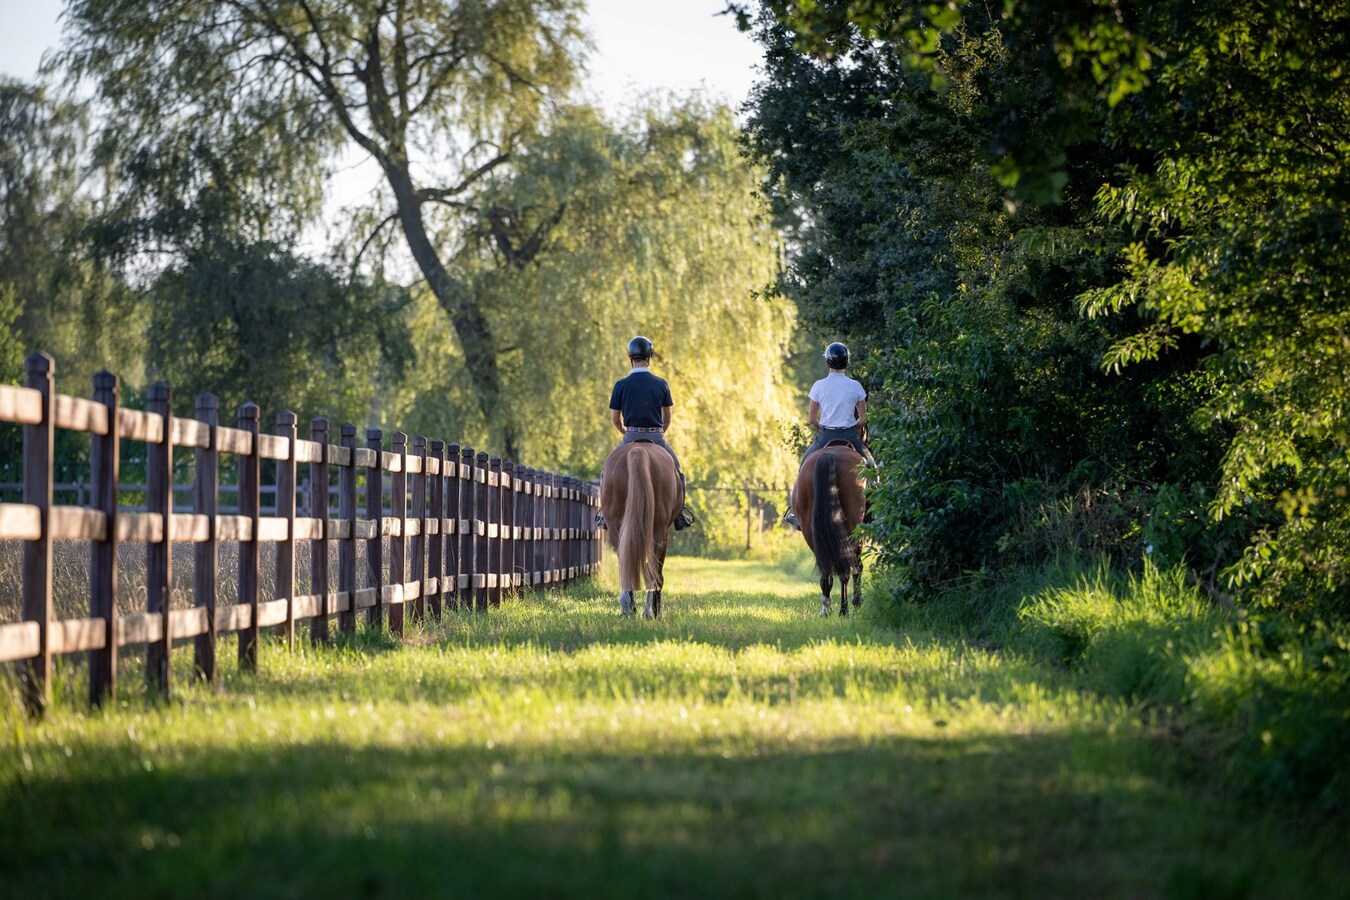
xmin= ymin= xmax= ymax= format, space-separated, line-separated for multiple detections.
xmin=0 ymin=353 xmax=603 ymax=716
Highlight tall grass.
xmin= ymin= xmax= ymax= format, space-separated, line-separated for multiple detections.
xmin=871 ymin=557 xmax=1350 ymax=811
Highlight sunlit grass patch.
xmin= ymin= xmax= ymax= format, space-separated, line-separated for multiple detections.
xmin=2 ymin=556 xmax=1345 ymax=899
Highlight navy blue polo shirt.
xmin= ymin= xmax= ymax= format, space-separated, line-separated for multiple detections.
xmin=609 ymin=369 xmax=673 ymax=428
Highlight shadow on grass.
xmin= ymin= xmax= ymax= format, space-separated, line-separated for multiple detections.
xmin=5 ymin=730 xmax=1339 ymax=900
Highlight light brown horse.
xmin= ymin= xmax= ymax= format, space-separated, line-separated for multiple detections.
xmin=600 ymin=441 xmax=682 ymax=618
xmin=793 ymin=442 xmax=866 ymax=616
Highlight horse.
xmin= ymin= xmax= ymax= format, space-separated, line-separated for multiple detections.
xmin=600 ymin=441 xmax=682 ymax=618
xmin=793 ymin=442 xmax=866 ymax=616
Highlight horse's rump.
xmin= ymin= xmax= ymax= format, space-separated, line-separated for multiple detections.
xmin=796 ymin=445 xmax=864 ymax=577
xmin=602 ymin=442 xmax=680 ymax=592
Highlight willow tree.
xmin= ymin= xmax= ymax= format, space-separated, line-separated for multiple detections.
xmin=57 ymin=0 xmax=586 ymax=455
xmin=395 ymin=97 xmax=798 ymax=488
xmin=0 ymin=77 xmax=144 ymax=381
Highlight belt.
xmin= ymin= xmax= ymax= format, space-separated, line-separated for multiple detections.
xmin=820 ymin=424 xmax=857 ymax=431
xmin=626 ymin=426 xmax=664 ymax=433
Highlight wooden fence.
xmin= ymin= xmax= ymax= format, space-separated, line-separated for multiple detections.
xmin=0 ymin=352 xmax=603 ymax=716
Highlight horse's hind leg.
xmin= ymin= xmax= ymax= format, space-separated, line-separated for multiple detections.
xmin=852 ymin=557 xmax=863 ymax=610
xmin=618 ymin=590 xmax=636 ymax=617
xmin=839 ymin=571 xmax=849 ymax=617
xmin=819 ymin=572 xmax=833 ymax=617
xmin=644 ymin=538 xmax=669 ymax=620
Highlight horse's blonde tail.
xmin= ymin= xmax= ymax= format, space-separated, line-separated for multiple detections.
xmin=618 ymin=449 xmax=655 ymax=590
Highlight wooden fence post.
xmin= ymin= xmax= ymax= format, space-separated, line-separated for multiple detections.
xmin=505 ymin=461 xmax=520 ymax=593
xmin=447 ymin=443 xmax=463 ymax=613
xmin=521 ymin=469 xmax=531 ymax=588
xmin=457 ymin=445 xmax=474 ymax=613
xmin=20 ymin=352 xmax=54 ymax=717
xmin=365 ymin=428 xmax=384 ymax=631
xmin=275 ymin=410 xmax=297 ymax=651
xmin=428 ymin=439 xmax=445 ymax=620
xmin=90 ymin=370 xmax=120 ymax=706
xmin=193 ymin=392 xmax=218 ymax=684
xmin=238 ymin=402 xmax=260 ymax=671
xmin=561 ymin=474 xmax=571 ymax=585
xmin=411 ymin=435 xmax=427 ymax=622
xmin=571 ymin=477 xmax=581 ymax=582
xmin=561 ymin=475 xmax=572 ymax=586
xmin=310 ymin=417 xmax=330 ymax=646
xmin=531 ymin=469 xmax=542 ymax=588
xmin=146 ymin=382 xmax=173 ymax=700
xmin=389 ymin=431 xmax=407 ymax=637
xmin=474 ymin=451 xmax=490 ymax=612
xmin=490 ymin=457 xmax=503 ymax=605
xmin=540 ymin=472 xmax=552 ymax=584
xmin=338 ymin=424 xmax=357 ymax=634
xmin=488 ymin=456 xmax=503 ymax=608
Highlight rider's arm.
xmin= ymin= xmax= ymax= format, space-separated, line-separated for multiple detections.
xmin=662 ymin=406 xmax=673 ymax=432
xmin=808 ymin=399 xmax=821 ymax=430
xmin=855 ymin=399 xmax=868 ymax=427
xmin=611 ymin=408 xmax=625 ymax=435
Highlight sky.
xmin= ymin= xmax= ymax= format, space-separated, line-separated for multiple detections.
xmin=0 ymin=0 xmax=764 ymax=113
xmin=0 ymin=0 xmax=764 ymax=232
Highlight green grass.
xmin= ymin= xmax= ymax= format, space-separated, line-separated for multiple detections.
xmin=2 ymin=555 xmax=1346 ymax=899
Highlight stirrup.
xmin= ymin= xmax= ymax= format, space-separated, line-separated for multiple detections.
xmin=673 ymin=506 xmax=695 ymax=531
xmin=594 ymin=512 xmax=607 ymax=531
xmin=782 ymin=511 xmax=801 ymax=531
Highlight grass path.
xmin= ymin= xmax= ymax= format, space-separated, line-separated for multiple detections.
xmin=2 ymin=556 xmax=1345 ymax=898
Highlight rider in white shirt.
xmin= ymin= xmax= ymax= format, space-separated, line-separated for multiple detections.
xmin=783 ymin=341 xmax=875 ymax=529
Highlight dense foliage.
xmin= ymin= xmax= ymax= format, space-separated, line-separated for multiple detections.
xmin=742 ymin=0 xmax=1350 ymax=614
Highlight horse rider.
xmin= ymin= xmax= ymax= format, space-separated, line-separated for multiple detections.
xmin=597 ymin=336 xmax=696 ymax=531
xmin=782 ymin=341 xmax=877 ymax=530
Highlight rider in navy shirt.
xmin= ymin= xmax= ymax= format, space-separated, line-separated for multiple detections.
xmin=600 ymin=336 xmax=695 ymax=531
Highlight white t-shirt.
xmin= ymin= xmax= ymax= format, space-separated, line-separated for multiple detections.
xmin=809 ymin=371 xmax=867 ymax=428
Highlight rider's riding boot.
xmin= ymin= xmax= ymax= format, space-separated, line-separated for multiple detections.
xmin=782 ymin=511 xmax=801 ymax=530
xmin=594 ymin=511 xmax=607 ymax=531
xmin=672 ymin=472 xmax=695 ymax=531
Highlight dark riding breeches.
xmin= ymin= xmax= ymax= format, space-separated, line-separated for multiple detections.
xmin=618 ymin=429 xmax=683 ymax=475
xmin=800 ymin=425 xmax=866 ymax=463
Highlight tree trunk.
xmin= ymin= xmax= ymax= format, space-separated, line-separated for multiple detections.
xmin=384 ymin=160 xmax=509 ymax=449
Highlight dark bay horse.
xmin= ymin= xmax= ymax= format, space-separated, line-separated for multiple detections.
xmin=600 ymin=441 xmax=682 ymax=618
xmin=793 ymin=442 xmax=866 ymax=616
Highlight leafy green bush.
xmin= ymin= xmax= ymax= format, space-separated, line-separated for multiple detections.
xmin=1188 ymin=618 xmax=1350 ymax=808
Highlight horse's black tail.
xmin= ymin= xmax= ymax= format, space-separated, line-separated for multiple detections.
xmin=811 ymin=451 xmax=856 ymax=579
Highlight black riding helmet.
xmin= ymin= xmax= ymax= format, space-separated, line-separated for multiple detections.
xmin=824 ymin=341 xmax=850 ymax=369
xmin=627 ymin=335 xmax=654 ymax=361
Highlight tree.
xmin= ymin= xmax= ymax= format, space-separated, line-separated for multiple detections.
xmin=146 ymin=235 xmax=412 ymax=423
xmin=394 ymin=96 xmax=797 ymax=489
xmin=58 ymin=0 xmax=588 ymax=457
xmin=0 ymin=77 xmax=144 ymax=380
xmin=741 ymin=7 xmax=1224 ymax=592
xmin=743 ymin=0 xmax=1350 ymax=613
xmin=1080 ymin=0 xmax=1350 ymax=612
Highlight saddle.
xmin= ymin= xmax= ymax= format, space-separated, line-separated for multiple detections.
xmin=824 ymin=439 xmax=856 ymax=449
